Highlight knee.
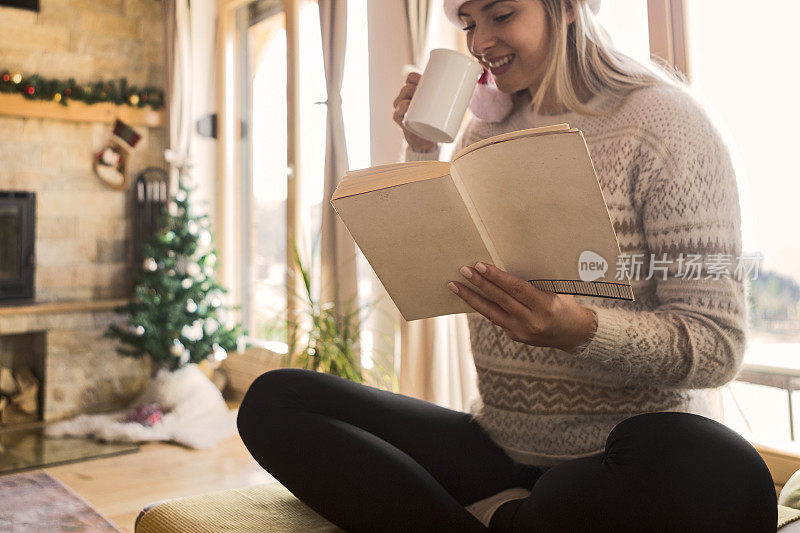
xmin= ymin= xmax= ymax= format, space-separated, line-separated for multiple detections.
xmin=605 ymin=412 xmax=776 ymax=528
xmin=236 ymin=368 xmax=313 ymax=441
xmin=607 ymin=412 xmax=769 ymax=476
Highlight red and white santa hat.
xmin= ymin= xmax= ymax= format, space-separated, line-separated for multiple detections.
xmin=443 ymin=0 xmax=601 ymax=123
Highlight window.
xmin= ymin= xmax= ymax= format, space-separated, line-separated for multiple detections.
xmin=247 ymin=6 xmax=290 ymax=347
xmin=233 ymin=0 xmax=392 ymax=386
xmin=683 ymin=1 xmax=800 ymax=446
xmin=595 ymin=0 xmax=650 ymax=66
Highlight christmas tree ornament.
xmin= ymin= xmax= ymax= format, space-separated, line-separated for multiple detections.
xmin=179 ymin=350 xmax=190 ymax=365
xmin=187 ymin=220 xmax=199 ymax=235
xmin=212 ymin=343 xmax=227 ymax=362
xmin=181 ymin=278 xmax=192 ymax=289
xmin=186 ymin=299 xmax=198 ymax=313
xmin=175 ymin=190 xmax=187 ymax=202
xmin=170 ymin=339 xmax=184 ymax=357
xmin=203 ymin=266 xmax=214 ymax=277
xmin=186 ymin=262 xmax=201 ymax=277
xmin=168 ymin=269 xmax=176 ymax=277
xmin=135 ymin=325 xmax=145 ymax=336
xmin=168 ymin=202 xmax=179 ymax=216
xmin=143 ymin=257 xmax=157 ymax=271
xmin=94 ymin=119 xmax=141 ymax=191
xmin=168 ymin=250 xmax=176 ymax=258
xmin=204 ymin=317 xmax=219 ymax=334
xmin=181 ymin=321 xmax=204 ymax=342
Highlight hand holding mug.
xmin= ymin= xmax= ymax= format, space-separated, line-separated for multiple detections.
xmin=393 ymin=49 xmax=483 ymax=148
xmin=392 ymin=72 xmax=438 ymax=153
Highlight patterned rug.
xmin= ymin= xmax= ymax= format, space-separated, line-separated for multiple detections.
xmin=0 ymin=470 xmax=122 ymax=532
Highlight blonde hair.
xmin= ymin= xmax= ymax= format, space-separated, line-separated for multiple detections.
xmin=526 ymin=0 xmax=686 ymax=116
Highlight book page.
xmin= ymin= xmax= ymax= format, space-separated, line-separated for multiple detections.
xmin=453 ymin=123 xmax=574 ymax=161
xmin=331 ymin=174 xmax=496 ymax=320
xmin=333 ymin=161 xmax=451 ymax=200
xmin=450 ymin=130 xmax=633 ymax=300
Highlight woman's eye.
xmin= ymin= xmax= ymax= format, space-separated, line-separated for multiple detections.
xmin=494 ymin=12 xmax=512 ymax=22
xmin=461 ymin=23 xmax=475 ymax=32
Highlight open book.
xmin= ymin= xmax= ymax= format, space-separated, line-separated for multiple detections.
xmin=331 ymin=123 xmax=633 ymax=321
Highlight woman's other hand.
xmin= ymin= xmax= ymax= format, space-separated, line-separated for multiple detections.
xmin=448 ymin=262 xmax=598 ymax=353
xmin=392 ymin=72 xmax=439 ymax=153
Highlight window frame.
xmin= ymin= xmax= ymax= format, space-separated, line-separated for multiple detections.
xmin=217 ymin=0 xmax=305 ymax=340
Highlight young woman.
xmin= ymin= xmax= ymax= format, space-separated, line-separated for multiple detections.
xmin=237 ymin=1 xmax=777 ymax=530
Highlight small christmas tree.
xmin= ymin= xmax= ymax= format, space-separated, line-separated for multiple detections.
xmin=106 ymin=178 xmax=243 ymax=372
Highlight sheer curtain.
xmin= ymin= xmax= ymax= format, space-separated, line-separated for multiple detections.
xmin=398 ymin=0 xmax=478 ymax=411
xmin=163 ymin=0 xmax=193 ymax=192
xmin=318 ymin=0 xmax=359 ymax=325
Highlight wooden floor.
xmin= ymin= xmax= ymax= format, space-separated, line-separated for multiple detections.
xmin=44 ymin=420 xmax=274 ymax=532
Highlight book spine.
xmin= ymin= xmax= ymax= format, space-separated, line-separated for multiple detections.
xmin=449 ymin=165 xmax=507 ymax=271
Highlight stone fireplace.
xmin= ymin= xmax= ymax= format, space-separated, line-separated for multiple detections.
xmin=0 ymin=191 xmax=35 ymax=302
xmin=0 ymin=302 xmax=152 ymax=424
xmin=0 ymin=0 xmax=166 ymax=426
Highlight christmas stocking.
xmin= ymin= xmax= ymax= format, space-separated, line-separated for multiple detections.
xmin=94 ymin=119 xmax=142 ymax=190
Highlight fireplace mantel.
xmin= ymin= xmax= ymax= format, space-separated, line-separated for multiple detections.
xmin=0 ymin=93 xmax=163 ymax=127
xmin=0 ymin=299 xmax=128 ymax=318
xmin=0 ymin=298 xmax=128 ymax=337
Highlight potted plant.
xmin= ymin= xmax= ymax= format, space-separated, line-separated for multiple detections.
xmin=281 ymin=239 xmax=393 ymax=386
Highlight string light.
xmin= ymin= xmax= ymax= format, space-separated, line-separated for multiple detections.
xmin=0 ymin=69 xmax=164 ymax=109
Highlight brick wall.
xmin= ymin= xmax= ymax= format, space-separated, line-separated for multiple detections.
xmin=0 ymin=0 xmax=166 ymax=419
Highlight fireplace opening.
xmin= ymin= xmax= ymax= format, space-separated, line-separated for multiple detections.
xmin=0 ymin=191 xmax=35 ymax=304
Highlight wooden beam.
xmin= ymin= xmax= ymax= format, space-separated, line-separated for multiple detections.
xmin=647 ymin=0 xmax=691 ymax=81
xmin=0 ymin=93 xmax=163 ymax=127
xmin=285 ymin=0 xmax=302 ymax=338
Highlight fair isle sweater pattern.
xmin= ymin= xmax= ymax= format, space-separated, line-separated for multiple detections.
xmin=402 ymin=82 xmax=746 ymax=466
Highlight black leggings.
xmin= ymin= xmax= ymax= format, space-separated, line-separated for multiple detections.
xmin=237 ymin=368 xmax=776 ymax=532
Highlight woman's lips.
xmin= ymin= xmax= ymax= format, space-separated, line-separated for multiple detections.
xmin=487 ymin=54 xmax=515 ymax=76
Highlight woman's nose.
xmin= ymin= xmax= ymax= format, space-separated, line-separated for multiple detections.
xmin=469 ymin=25 xmax=497 ymax=58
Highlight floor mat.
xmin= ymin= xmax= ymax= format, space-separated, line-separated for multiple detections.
xmin=0 ymin=469 xmax=122 ymax=531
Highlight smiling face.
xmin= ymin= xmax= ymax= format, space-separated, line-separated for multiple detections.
xmin=458 ymin=0 xmax=552 ymax=96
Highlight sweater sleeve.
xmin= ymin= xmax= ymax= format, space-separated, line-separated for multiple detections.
xmin=399 ymin=115 xmax=483 ymax=163
xmin=402 ymin=142 xmax=441 ymax=162
xmin=571 ymin=88 xmax=747 ymax=390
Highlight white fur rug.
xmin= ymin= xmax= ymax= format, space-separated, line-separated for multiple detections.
xmin=44 ymin=364 xmax=237 ymax=449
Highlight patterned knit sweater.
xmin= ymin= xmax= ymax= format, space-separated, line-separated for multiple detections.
xmin=402 ymin=82 xmax=746 ymax=466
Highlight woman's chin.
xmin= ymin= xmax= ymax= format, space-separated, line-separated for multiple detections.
xmin=494 ymin=80 xmax=522 ymax=95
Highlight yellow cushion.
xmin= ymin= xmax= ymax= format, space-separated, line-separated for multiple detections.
xmin=135 ymin=481 xmax=343 ymax=533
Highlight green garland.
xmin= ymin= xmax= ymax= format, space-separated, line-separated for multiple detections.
xmin=0 ymin=70 xmax=164 ymax=110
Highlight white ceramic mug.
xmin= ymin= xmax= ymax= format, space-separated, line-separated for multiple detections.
xmin=403 ymin=49 xmax=483 ymax=143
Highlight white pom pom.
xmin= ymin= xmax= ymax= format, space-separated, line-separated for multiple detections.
xmin=468 ymin=80 xmax=514 ymax=122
